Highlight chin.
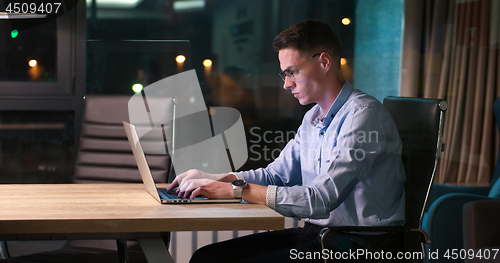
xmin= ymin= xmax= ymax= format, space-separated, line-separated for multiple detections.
xmin=297 ymin=98 xmax=312 ymax=105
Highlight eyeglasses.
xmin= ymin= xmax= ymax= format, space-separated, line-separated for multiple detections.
xmin=278 ymin=53 xmax=321 ymax=82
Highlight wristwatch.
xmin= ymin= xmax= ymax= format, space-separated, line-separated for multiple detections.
xmin=231 ymin=179 xmax=248 ymax=199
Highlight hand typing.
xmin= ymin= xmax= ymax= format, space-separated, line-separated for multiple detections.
xmin=181 ymin=179 xmax=234 ymax=199
xmin=166 ymin=169 xmax=228 ymax=198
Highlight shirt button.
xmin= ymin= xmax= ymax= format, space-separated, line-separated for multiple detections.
xmin=320 ymin=131 xmax=324 ymax=136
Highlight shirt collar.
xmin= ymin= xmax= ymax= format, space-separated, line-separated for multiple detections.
xmin=312 ymin=81 xmax=354 ymax=127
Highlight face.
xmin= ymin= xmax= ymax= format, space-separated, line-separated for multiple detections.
xmin=278 ymin=48 xmax=324 ymax=106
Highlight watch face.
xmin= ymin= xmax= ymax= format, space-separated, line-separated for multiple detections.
xmin=232 ymin=180 xmax=247 ymax=187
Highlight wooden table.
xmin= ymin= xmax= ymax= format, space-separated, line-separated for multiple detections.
xmin=0 ymin=184 xmax=284 ymax=262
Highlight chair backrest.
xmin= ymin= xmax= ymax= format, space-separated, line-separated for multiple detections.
xmin=73 ymin=94 xmax=174 ymax=184
xmin=383 ymin=97 xmax=447 ymax=232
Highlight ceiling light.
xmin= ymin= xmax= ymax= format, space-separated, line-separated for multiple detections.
xmin=203 ymin=59 xmax=212 ymax=67
xmin=173 ymin=0 xmax=205 ymax=12
xmin=176 ymin=55 xmax=186 ymax=63
xmin=85 ymin=0 xmax=142 ymax=9
xmin=0 ymin=12 xmax=47 ymax=19
xmin=342 ymin=18 xmax=351 ymax=25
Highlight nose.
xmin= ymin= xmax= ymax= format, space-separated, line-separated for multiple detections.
xmin=283 ymin=76 xmax=295 ymax=90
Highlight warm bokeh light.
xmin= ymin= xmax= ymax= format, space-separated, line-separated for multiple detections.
xmin=203 ymin=59 xmax=212 ymax=67
xmin=29 ymin=60 xmax=37 ymax=67
xmin=28 ymin=60 xmax=40 ymax=80
xmin=132 ymin=83 xmax=143 ymax=93
xmin=340 ymin=58 xmax=347 ymax=66
xmin=176 ymin=55 xmax=186 ymax=63
xmin=342 ymin=18 xmax=351 ymax=25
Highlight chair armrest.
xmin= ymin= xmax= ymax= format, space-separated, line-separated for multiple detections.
xmin=423 ymin=193 xmax=499 ymax=262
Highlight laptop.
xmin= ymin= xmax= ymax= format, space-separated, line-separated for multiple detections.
xmin=123 ymin=121 xmax=241 ymax=204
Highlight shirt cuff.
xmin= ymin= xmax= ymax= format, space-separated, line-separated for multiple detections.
xmin=266 ymin=185 xmax=278 ymax=210
xmin=229 ymin=172 xmax=245 ymax=181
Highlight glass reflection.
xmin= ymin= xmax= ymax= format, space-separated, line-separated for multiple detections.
xmin=0 ymin=18 xmax=57 ymax=81
xmin=0 ymin=111 xmax=74 ymax=183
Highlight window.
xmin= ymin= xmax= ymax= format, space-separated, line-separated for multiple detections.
xmin=0 ymin=12 xmax=73 ymax=96
xmin=85 ymin=0 xmax=402 ymax=171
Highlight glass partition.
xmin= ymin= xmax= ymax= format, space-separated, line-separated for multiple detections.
xmin=0 ymin=0 xmax=75 ymax=96
xmin=0 ymin=18 xmax=57 ymax=82
xmin=0 ymin=111 xmax=74 ymax=183
xmin=86 ymin=40 xmax=191 ymax=94
xmin=86 ymin=0 xmax=402 ymax=170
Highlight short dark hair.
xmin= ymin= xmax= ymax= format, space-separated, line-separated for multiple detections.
xmin=273 ymin=19 xmax=341 ymax=63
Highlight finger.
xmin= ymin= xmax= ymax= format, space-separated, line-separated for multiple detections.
xmin=177 ymin=169 xmax=196 ymax=183
xmin=183 ymin=181 xmax=198 ymax=198
xmin=175 ymin=172 xmax=188 ymax=185
xmin=178 ymin=179 xmax=189 ymax=195
xmin=178 ymin=178 xmax=197 ymax=196
xmin=167 ymin=178 xmax=179 ymax=191
xmin=172 ymin=177 xmax=187 ymax=194
xmin=177 ymin=187 xmax=186 ymax=197
xmin=190 ymin=187 xmax=203 ymax=199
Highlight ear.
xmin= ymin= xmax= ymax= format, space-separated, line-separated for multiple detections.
xmin=319 ymin=52 xmax=332 ymax=71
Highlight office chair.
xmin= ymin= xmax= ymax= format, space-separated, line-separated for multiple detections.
xmin=74 ymin=94 xmax=174 ymax=184
xmin=319 ymin=96 xmax=447 ymax=263
xmin=0 ymin=94 xmax=176 ymax=263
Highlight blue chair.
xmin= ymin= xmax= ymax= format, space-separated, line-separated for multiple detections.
xmin=423 ymin=97 xmax=500 ymax=263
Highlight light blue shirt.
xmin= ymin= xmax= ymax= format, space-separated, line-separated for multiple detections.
xmin=237 ymin=82 xmax=405 ymax=227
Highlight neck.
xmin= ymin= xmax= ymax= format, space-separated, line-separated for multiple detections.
xmin=318 ymin=78 xmax=345 ymax=116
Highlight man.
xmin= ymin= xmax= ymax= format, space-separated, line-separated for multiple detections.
xmin=167 ymin=19 xmax=405 ymax=262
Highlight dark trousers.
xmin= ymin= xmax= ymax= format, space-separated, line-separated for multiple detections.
xmin=190 ymin=223 xmax=404 ymax=263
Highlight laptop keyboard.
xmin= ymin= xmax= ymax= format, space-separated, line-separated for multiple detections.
xmin=157 ymin=188 xmax=207 ymax=200
xmin=158 ymin=188 xmax=187 ymax=200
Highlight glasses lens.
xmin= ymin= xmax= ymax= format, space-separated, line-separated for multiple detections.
xmin=279 ymin=70 xmax=293 ymax=82
xmin=279 ymin=72 xmax=286 ymax=81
